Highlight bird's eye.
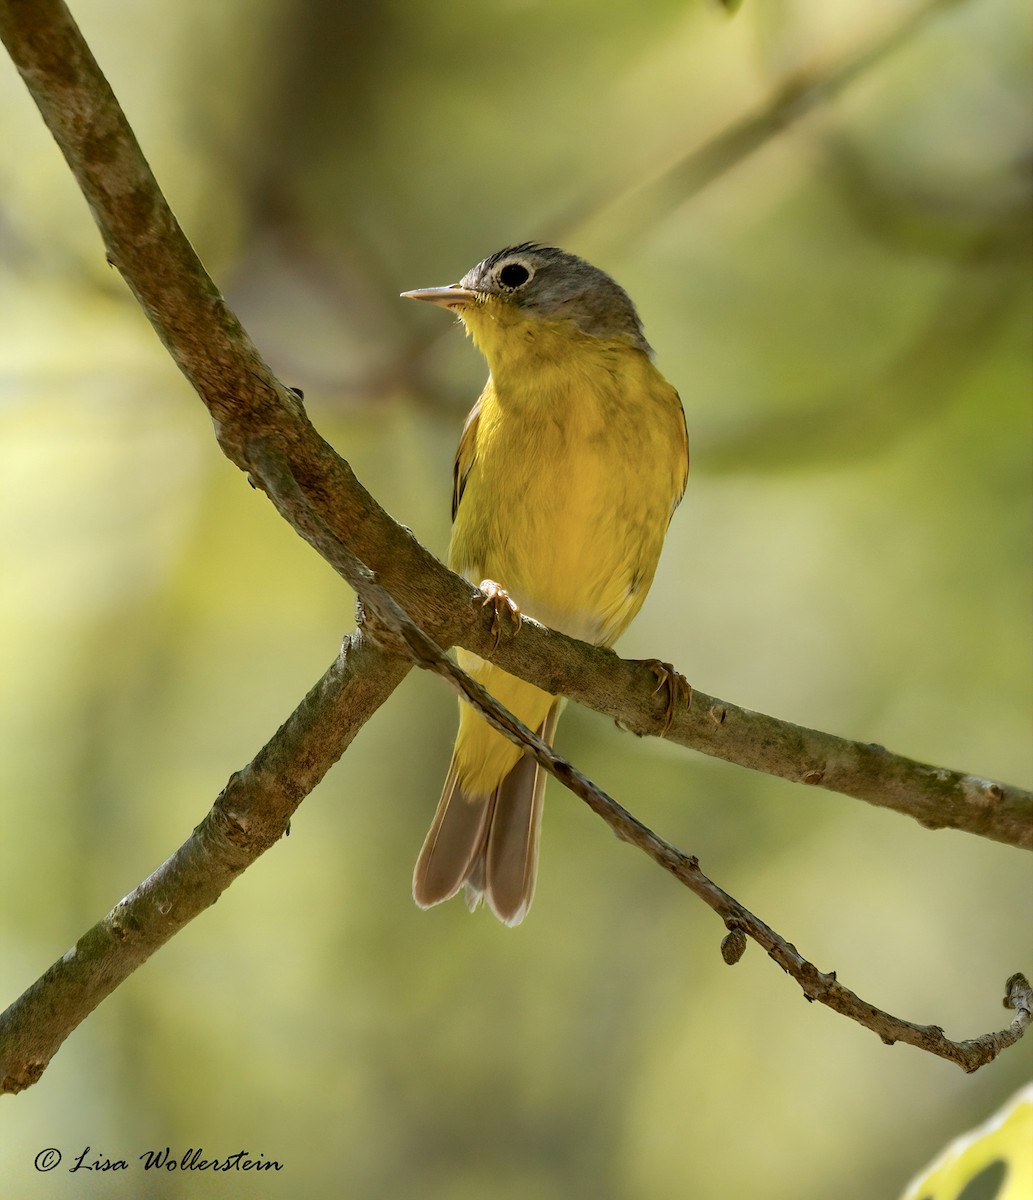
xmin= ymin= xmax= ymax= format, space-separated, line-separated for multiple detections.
xmin=498 ymin=262 xmax=531 ymax=289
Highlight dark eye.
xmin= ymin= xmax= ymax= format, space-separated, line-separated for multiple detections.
xmin=498 ymin=262 xmax=530 ymax=288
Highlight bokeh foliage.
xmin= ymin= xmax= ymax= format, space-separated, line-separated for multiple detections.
xmin=1 ymin=1 xmax=1030 ymax=1197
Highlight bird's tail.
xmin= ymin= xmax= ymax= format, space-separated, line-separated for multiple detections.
xmin=413 ymin=699 xmax=562 ymax=926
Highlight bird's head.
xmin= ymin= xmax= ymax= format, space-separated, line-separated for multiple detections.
xmin=401 ymin=244 xmax=652 ymax=366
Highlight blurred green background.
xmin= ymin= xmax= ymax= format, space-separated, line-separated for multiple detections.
xmin=2 ymin=0 xmax=1031 ymax=1196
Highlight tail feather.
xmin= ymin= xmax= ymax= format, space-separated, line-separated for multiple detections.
xmin=483 ymin=751 xmax=541 ymax=924
xmin=412 ymin=760 xmax=493 ymax=910
xmin=413 ymin=700 xmax=561 ymax=926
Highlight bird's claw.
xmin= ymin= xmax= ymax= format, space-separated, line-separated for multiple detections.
xmin=646 ymin=659 xmax=691 ymax=735
xmin=479 ymin=579 xmax=521 ymax=650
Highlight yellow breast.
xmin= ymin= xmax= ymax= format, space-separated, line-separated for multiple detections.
xmin=449 ymin=313 xmax=687 ymax=646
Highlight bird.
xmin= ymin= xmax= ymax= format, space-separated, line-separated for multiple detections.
xmin=401 ymin=243 xmax=688 ymax=926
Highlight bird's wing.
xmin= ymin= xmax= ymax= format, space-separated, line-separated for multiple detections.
xmin=452 ymin=396 xmax=482 ymax=522
xmin=672 ymin=385 xmax=690 ymax=515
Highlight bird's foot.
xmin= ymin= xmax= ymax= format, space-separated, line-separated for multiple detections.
xmin=643 ymin=659 xmax=691 ymax=735
xmin=478 ymin=580 xmax=522 ymax=650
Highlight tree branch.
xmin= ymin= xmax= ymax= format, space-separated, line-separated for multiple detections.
xmin=0 ymin=633 xmax=412 ymax=1094
xmin=0 ymin=0 xmax=1028 ymax=1092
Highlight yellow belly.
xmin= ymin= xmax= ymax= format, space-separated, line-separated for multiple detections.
xmin=446 ymin=337 xmax=687 ymax=795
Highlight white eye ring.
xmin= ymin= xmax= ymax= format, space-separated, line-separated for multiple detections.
xmin=496 ymin=260 xmax=534 ymax=290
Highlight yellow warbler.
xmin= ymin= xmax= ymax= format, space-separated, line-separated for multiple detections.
xmin=402 ymin=244 xmax=688 ymax=925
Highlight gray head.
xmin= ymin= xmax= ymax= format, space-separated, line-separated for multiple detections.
xmin=402 ymin=243 xmax=652 ymax=354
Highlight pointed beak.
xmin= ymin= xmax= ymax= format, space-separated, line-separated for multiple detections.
xmin=399 ymin=284 xmax=478 ymax=310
